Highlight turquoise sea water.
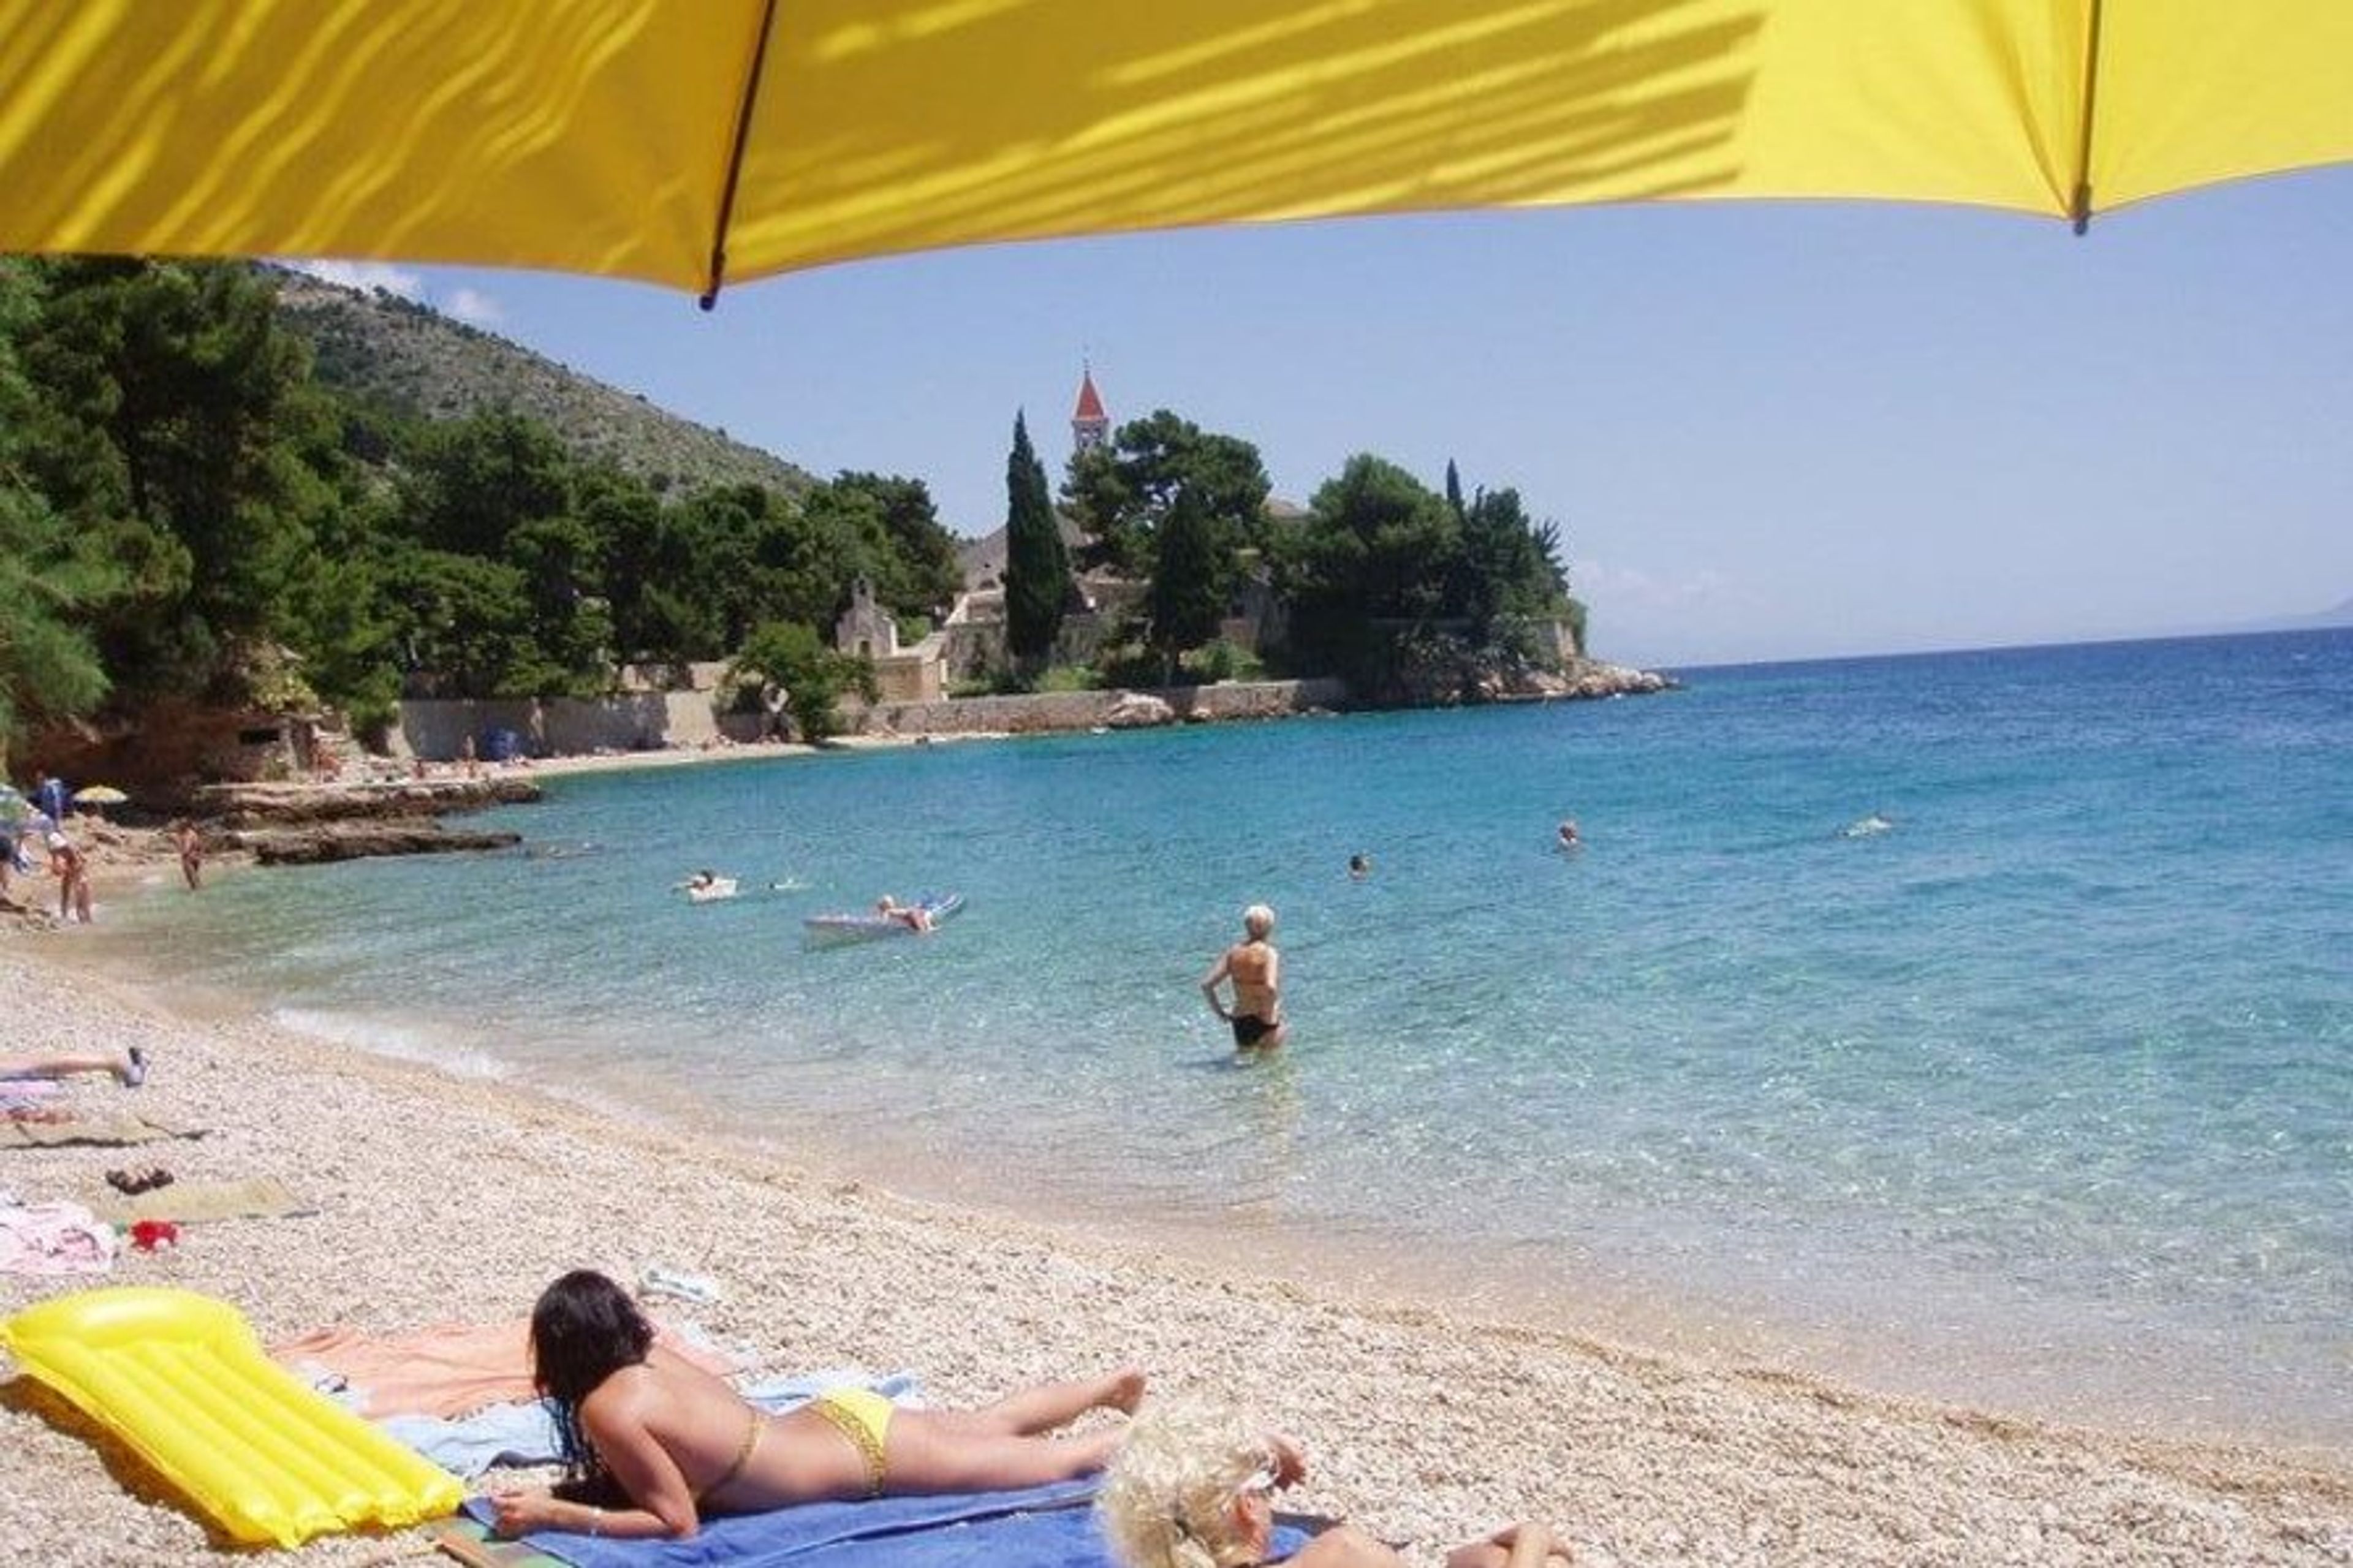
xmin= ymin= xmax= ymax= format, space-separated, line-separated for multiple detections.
xmin=103 ymin=630 xmax=2352 ymax=1449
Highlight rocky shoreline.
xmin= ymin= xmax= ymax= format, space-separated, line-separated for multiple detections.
xmin=6 ymin=665 xmax=1680 ymax=912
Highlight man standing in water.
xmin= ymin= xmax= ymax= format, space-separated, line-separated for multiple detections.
xmin=1202 ymin=904 xmax=1286 ymax=1052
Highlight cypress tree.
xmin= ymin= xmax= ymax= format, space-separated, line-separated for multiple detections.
xmin=1002 ymin=411 xmax=1067 ymax=668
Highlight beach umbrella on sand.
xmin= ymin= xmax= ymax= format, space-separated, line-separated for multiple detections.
xmin=72 ymin=785 xmax=130 ymax=817
xmin=0 ymin=3 xmax=2349 ymax=305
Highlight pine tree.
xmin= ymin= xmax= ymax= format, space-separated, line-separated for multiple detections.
xmin=1145 ymin=488 xmax=1227 ymax=682
xmin=1002 ymin=411 xmax=1067 ymax=669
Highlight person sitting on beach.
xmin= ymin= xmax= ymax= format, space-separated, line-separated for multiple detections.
xmin=1201 ymin=904 xmax=1286 ymax=1052
xmin=1099 ymin=1401 xmax=1572 ymax=1568
xmin=0 ymin=1047 xmax=148 ymax=1087
xmin=876 ymin=895 xmax=933 ymax=933
xmin=489 ymin=1270 xmax=1140 ymax=1541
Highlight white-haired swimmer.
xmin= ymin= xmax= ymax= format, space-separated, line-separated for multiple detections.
xmin=1201 ymin=904 xmax=1286 ymax=1052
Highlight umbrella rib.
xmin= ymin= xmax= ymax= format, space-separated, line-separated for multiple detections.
xmin=2069 ymin=0 xmax=2106 ymax=234
xmin=701 ymin=0 xmax=784 ymax=310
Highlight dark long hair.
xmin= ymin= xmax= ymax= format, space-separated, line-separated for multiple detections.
xmin=530 ymin=1269 xmax=654 ymax=1497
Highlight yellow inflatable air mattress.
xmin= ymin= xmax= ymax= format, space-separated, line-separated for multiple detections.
xmin=1 ymin=1286 xmax=464 ymax=1547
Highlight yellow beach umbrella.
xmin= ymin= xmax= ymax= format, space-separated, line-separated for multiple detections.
xmin=2 ymin=2 xmax=2349 ymax=303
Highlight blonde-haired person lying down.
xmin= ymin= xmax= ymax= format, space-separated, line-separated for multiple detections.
xmin=1098 ymin=1402 xmax=1572 ymax=1568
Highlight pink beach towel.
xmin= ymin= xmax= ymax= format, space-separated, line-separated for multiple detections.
xmin=270 ymin=1316 xmax=744 ymax=1419
xmin=0 ymin=1200 xmax=118 ymax=1276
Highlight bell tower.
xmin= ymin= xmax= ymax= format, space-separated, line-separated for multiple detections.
xmin=1071 ymin=364 xmax=1109 ymax=455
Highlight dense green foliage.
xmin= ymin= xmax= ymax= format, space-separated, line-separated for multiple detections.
xmin=0 ymin=258 xmax=1586 ymax=762
xmin=1143 ymin=488 xmax=1228 ymax=681
xmin=0 ymin=263 xmax=117 ymax=763
xmin=1059 ymin=408 xmax=1271 ymax=580
xmin=0 ymin=259 xmax=961 ymax=753
xmin=1001 ymin=412 xmax=1067 ymax=667
xmin=726 ymin=619 xmax=878 ymax=742
xmin=1063 ymin=409 xmax=1578 ymax=696
xmin=1270 ymin=455 xmax=1575 ymax=699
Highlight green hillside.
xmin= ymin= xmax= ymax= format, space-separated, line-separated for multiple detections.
xmin=268 ymin=267 xmax=815 ymax=499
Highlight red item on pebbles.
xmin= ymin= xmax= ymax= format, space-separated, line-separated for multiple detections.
xmin=129 ymin=1219 xmax=178 ymax=1251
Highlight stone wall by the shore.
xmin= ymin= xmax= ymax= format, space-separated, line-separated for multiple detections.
xmin=395 ymin=691 xmax=760 ymax=762
xmin=387 ymin=660 xmax=1672 ymax=759
xmin=852 ymin=678 xmax=1353 ymax=738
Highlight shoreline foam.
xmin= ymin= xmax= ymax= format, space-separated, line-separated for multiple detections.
xmin=3 ymin=933 xmax=2350 ymax=1566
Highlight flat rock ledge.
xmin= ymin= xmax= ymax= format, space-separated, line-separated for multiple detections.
xmin=1509 ymin=661 xmax=1681 ymax=700
xmin=232 ymin=822 xmax=524 ymax=865
xmin=192 ymin=776 xmax=540 ymax=827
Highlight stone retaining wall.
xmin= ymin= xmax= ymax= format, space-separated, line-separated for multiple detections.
xmin=852 ymin=678 xmax=1352 ymax=738
xmin=396 ymin=692 xmax=740 ymax=761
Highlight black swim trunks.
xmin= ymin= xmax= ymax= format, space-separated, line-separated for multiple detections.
xmin=1230 ymin=1014 xmax=1278 ymax=1048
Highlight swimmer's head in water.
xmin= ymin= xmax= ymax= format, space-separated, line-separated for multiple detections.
xmin=1243 ymin=904 xmax=1275 ymax=939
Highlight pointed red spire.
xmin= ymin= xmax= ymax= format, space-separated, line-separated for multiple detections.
xmin=1073 ymin=369 xmax=1107 ymax=423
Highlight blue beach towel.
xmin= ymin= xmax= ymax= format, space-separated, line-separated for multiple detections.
xmin=458 ymin=1482 xmax=1311 ymax=1567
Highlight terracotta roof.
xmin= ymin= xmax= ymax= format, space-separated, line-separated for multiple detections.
xmin=1072 ymin=369 xmax=1107 ymax=423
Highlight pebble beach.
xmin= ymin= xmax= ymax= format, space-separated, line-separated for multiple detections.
xmin=3 ymin=829 xmax=2351 ymax=1566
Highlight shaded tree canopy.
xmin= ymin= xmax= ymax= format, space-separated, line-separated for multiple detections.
xmin=1272 ymin=452 xmax=1576 ymax=694
xmin=1059 ymin=408 xmax=1269 ymax=578
xmin=0 ymin=262 xmax=116 ymax=762
xmin=0 ymin=259 xmax=982 ymax=744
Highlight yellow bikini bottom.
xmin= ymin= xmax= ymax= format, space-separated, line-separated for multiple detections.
xmin=809 ymin=1387 xmax=893 ymax=1497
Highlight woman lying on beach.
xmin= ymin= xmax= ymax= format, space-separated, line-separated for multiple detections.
xmin=1099 ymin=1402 xmax=1574 ymax=1568
xmin=490 ymin=1269 xmax=1142 ymax=1541
xmin=0 ymin=1047 xmax=147 ymax=1086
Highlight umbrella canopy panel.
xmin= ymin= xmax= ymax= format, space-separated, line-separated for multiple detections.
xmin=2 ymin=1 xmax=2350 ymax=297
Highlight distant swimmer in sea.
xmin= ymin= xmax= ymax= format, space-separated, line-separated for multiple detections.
xmin=1347 ymin=852 xmax=1372 ymax=881
xmin=1841 ymin=812 xmax=1895 ymax=839
xmin=1202 ymin=904 xmax=1286 ymax=1053
xmin=1556 ymin=819 xmax=1582 ymax=850
xmin=876 ymin=894 xmax=933 ymax=932
xmin=172 ymin=817 xmax=203 ymax=891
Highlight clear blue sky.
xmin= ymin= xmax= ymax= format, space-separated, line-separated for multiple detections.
xmin=301 ymin=167 xmax=2353 ymax=670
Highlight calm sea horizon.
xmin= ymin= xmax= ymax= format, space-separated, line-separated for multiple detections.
xmin=94 ymin=628 xmax=2353 ymax=1455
